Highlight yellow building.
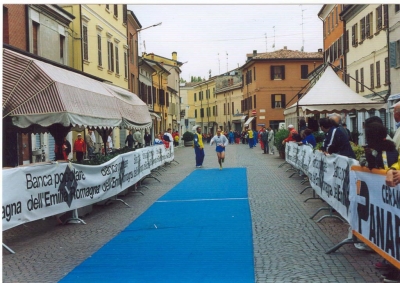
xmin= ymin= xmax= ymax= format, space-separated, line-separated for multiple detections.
xmin=192 ymin=78 xmax=217 ymax=135
xmin=61 ymin=4 xmax=129 ymax=149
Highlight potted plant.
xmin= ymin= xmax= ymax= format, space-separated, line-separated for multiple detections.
xmin=182 ymin=131 xmax=194 ymax=147
xmin=274 ymin=128 xmax=289 ymax=158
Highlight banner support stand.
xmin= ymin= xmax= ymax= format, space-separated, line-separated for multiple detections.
xmin=310 ymin=206 xmax=345 ymax=223
xmin=300 ymin=186 xmax=312 ymax=194
xmin=64 ymin=209 xmax=86 ymax=225
xmin=278 ymin=161 xmax=289 ymax=168
xmin=3 ymin=243 xmax=15 ymax=254
xmin=325 ymin=235 xmax=361 ymax=254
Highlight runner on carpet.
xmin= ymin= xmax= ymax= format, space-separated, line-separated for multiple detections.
xmin=210 ymin=128 xmax=229 ymax=170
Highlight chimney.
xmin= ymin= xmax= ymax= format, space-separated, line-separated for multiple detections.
xmin=318 ymin=48 xmax=323 ymax=53
xmin=253 ymin=50 xmax=257 ymax=56
xmin=283 ymin=46 xmax=287 ymax=50
xmin=172 ymin=51 xmax=177 ymax=61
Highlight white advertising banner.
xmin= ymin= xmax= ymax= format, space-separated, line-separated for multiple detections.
xmin=286 ymin=142 xmax=359 ymax=222
xmin=350 ymin=166 xmax=400 ymax=269
xmin=2 ymin=145 xmax=174 ymax=231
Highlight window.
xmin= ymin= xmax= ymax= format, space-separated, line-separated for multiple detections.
xmin=200 ymin=108 xmax=204 ymax=118
xmin=385 ymin=57 xmax=389 ymax=85
xmin=130 ymin=74 xmax=135 ymax=92
xmin=106 ymin=4 xmax=109 ymax=10
xmin=270 ymin=65 xmax=285 ymax=80
xmin=376 ymin=61 xmax=381 ymax=87
xmin=254 ymin=95 xmax=256 ymax=108
xmin=391 ymin=40 xmax=400 ymax=68
xmin=124 ymin=51 xmax=128 ymax=79
xmin=82 ymin=25 xmax=88 ymax=60
xmin=396 ymin=5 xmax=400 ymax=13
xmin=107 ymin=41 xmax=114 ymax=71
xmin=207 ymin=107 xmax=210 ymax=117
xmin=166 ymin=92 xmax=169 ymax=107
xmin=327 ymin=16 xmax=330 ymax=33
xmin=115 ymin=46 xmax=119 ymax=74
xmin=336 ymin=6 xmax=338 ymax=24
xmin=60 ymin=35 xmax=65 ymax=61
xmin=199 ymin=91 xmax=203 ymax=100
xmin=370 ymin=63 xmax=374 ymax=89
xmin=147 ymin=86 xmax=151 ymax=104
xmin=366 ymin=13 xmax=372 ymax=38
xmin=97 ymin=35 xmax=102 ymax=66
xmin=323 ymin=21 xmax=326 ymax=38
xmin=352 ymin=23 xmax=358 ymax=46
xmin=384 ymin=5 xmax=388 ymax=28
xmin=195 ymin=109 xmax=197 ymax=118
xmin=129 ymin=34 xmax=134 ymax=64
xmin=213 ymin=88 xmax=215 ymax=98
xmin=223 ymin=103 xmax=226 ymax=115
xmin=232 ymin=102 xmax=234 ymax=114
xmin=301 ymin=65 xmax=308 ymax=79
xmin=114 ymin=5 xmax=118 ymax=17
xmin=271 ymin=94 xmax=286 ymax=109
xmin=227 ymin=102 xmax=230 ymax=115
xmin=360 ymin=67 xmax=364 ymax=92
xmin=194 ymin=92 xmax=197 ymax=101
xmin=360 ymin=17 xmax=365 ymax=42
xmin=3 ymin=7 xmax=9 ymax=44
xmin=356 ymin=70 xmax=359 ymax=93
xmin=345 ymin=30 xmax=349 ymax=52
xmin=32 ymin=21 xmax=39 ymax=55
xmin=253 ymin=67 xmax=256 ymax=81
xmin=376 ymin=5 xmax=382 ymax=31
xmin=153 ymin=87 xmax=157 ymax=104
xmin=331 ymin=11 xmax=334 ymax=29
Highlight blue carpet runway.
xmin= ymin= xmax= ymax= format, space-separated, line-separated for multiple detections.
xmin=59 ymin=168 xmax=254 ymax=283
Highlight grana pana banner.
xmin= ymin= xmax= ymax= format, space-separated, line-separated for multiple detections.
xmin=2 ymin=145 xmax=174 ymax=231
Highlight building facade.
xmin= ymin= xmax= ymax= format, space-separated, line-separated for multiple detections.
xmin=241 ymin=48 xmax=323 ymax=131
xmin=127 ymin=10 xmax=140 ymax=95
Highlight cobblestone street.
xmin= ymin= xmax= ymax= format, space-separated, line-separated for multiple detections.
xmin=3 ymin=143 xmax=382 ymax=283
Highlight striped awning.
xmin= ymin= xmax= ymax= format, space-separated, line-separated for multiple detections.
xmin=3 ymin=48 xmax=151 ymax=130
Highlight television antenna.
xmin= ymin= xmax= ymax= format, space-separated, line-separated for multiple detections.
xmin=300 ymin=5 xmax=306 ymax=52
xmin=272 ymin=26 xmax=275 ymax=50
xmin=226 ymin=52 xmax=228 ymax=72
xmin=265 ymin=33 xmax=268 ymax=52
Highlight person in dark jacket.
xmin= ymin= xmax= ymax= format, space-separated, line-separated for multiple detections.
xmin=125 ymin=130 xmax=135 ymax=148
xmin=364 ymin=122 xmax=398 ymax=170
xmin=319 ymin=118 xmax=356 ymax=159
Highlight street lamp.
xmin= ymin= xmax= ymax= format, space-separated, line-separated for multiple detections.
xmin=136 ymin=22 xmax=162 ymax=34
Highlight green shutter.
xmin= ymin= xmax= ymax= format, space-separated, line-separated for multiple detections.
xmin=389 ymin=41 xmax=397 ymax=68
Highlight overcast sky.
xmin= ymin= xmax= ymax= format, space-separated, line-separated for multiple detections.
xmin=128 ymin=4 xmax=323 ymax=82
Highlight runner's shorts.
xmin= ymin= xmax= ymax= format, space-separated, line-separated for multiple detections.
xmin=216 ymin=145 xmax=225 ymax=153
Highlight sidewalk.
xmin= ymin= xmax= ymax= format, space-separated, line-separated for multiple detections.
xmin=3 ymin=143 xmax=381 ymax=283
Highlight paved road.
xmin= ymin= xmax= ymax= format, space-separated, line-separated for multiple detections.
xmin=3 ymin=143 xmax=382 ymax=282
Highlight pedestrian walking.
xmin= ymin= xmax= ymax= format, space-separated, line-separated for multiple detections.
xmin=261 ymin=127 xmax=269 ymax=154
xmin=247 ymin=128 xmax=254 ymax=148
xmin=267 ymin=126 xmax=275 ymax=154
xmin=210 ymin=128 xmax=229 ymax=170
xmin=193 ymin=126 xmax=205 ymax=168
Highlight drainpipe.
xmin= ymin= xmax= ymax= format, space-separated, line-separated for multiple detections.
xmin=79 ymin=4 xmax=83 ymax=72
xmin=25 ymin=5 xmax=29 ymax=51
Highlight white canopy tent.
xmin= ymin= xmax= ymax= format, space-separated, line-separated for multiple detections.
xmin=284 ymin=66 xmax=386 ymax=126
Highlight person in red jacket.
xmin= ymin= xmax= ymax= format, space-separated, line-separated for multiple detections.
xmin=282 ymin=124 xmax=298 ymax=145
xmin=73 ymin=133 xmax=86 ymax=163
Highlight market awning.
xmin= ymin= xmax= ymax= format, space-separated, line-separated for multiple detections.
xmin=232 ymin=115 xmax=246 ymax=122
xmin=244 ymin=116 xmax=254 ymax=126
xmin=3 ymin=48 xmax=151 ymax=130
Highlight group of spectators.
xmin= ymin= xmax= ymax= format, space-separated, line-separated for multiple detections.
xmin=282 ymin=102 xmax=400 ymax=282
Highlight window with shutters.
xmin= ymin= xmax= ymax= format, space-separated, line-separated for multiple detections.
xmin=207 ymin=107 xmax=210 ymax=117
xmin=195 ymin=109 xmax=197 ymax=118
xmin=338 ymin=36 xmax=342 ymax=57
xmin=166 ymin=92 xmax=169 ymax=107
xmin=253 ymin=67 xmax=256 ymax=81
xmin=223 ymin=103 xmax=226 ymax=115
xmin=331 ymin=11 xmax=334 ymax=29
xmin=106 ymin=4 xmax=109 ymax=10
xmin=384 ymin=57 xmax=389 ymax=85
xmin=336 ymin=6 xmax=338 ymax=25
xmin=129 ymin=34 xmax=134 ymax=64
xmin=115 ymin=46 xmax=119 ymax=74
xmin=194 ymin=93 xmax=197 ymax=101
xmin=376 ymin=61 xmax=381 ymax=87
xmin=360 ymin=67 xmax=364 ymax=92
xmin=345 ymin=30 xmax=349 ymax=52
xmin=360 ymin=17 xmax=365 ymax=42
xmin=384 ymin=5 xmax=388 ymax=28
xmin=327 ymin=16 xmax=330 ymax=34
xmin=271 ymin=66 xmax=285 ymax=80
xmin=227 ymin=102 xmax=230 ymax=115
xmin=370 ymin=64 xmax=374 ymax=89
xmin=356 ymin=70 xmax=359 ymax=93
xmin=83 ymin=25 xmax=88 ymax=60
xmin=147 ymin=86 xmax=152 ymax=104
xmin=396 ymin=5 xmax=400 ymax=13
xmin=323 ymin=21 xmax=326 ymax=38
xmin=352 ymin=23 xmax=358 ymax=47
xmin=271 ymin=94 xmax=286 ymax=109
xmin=376 ymin=5 xmax=382 ymax=32
xmin=248 ymin=97 xmax=253 ymax=109
xmin=232 ymin=102 xmax=234 ymax=114
xmin=107 ymin=41 xmax=114 ymax=72
xmin=114 ymin=5 xmax=118 ymax=18
xmin=3 ymin=7 xmax=9 ymax=44
xmin=366 ymin=13 xmax=372 ymax=38
xmin=301 ymin=65 xmax=308 ymax=79
xmin=254 ymin=95 xmax=256 ymax=108
xmin=200 ymin=108 xmax=204 ymax=118
xmin=60 ymin=35 xmax=65 ymax=62
xmin=97 ymin=35 xmax=102 ymax=66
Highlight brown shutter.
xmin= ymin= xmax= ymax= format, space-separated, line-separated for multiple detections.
xmin=270 ymin=66 xmax=274 ymax=80
xmin=281 ymin=66 xmax=285 ymax=80
xmin=271 ymin=95 xmax=275 ymax=109
xmin=281 ymin=94 xmax=286 ymax=108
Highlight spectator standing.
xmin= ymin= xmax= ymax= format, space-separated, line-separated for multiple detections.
xmin=282 ymin=124 xmax=298 ymax=145
xmin=133 ymin=129 xmax=142 ymax=149
xmin=228 ymin=130 xmax=234 ymax=144
xmin=193 ymin=126 xmax=205 ymax=168
xmin=261 ymin=127 xmax=269 ymax=154
xmin=107 ymin=131 xmax=113 ymax=153
xmin=144 ymin=131 xmax=152 ymax=147
xmin=85 ymin=129 xmax=95 ymax=157
xmin=73 ymin=133 xmax=86 ymax=163
xmin=267 ymin=126 xmax=275 ymax=154
xmin=392 ymin=102 xmax=400 ymax=151
xmin=319 ymin=118 xmax=356 ymax=159
xmin=297 ymin=128 xmax=316 ymax=148
xmin=125 ymin=130 xmax=135 ymax=148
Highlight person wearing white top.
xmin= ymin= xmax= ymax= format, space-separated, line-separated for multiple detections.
xmin=107 ymin=131 xmax=113 ymax=152
xmin=210 ymin=129 xmax=229 ymax=170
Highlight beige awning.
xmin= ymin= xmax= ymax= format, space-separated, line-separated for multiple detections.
xmin=244 ymin=116 xmax=254 ymax=126
xmin=150 ymin=112 xmax=161 ymax=121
